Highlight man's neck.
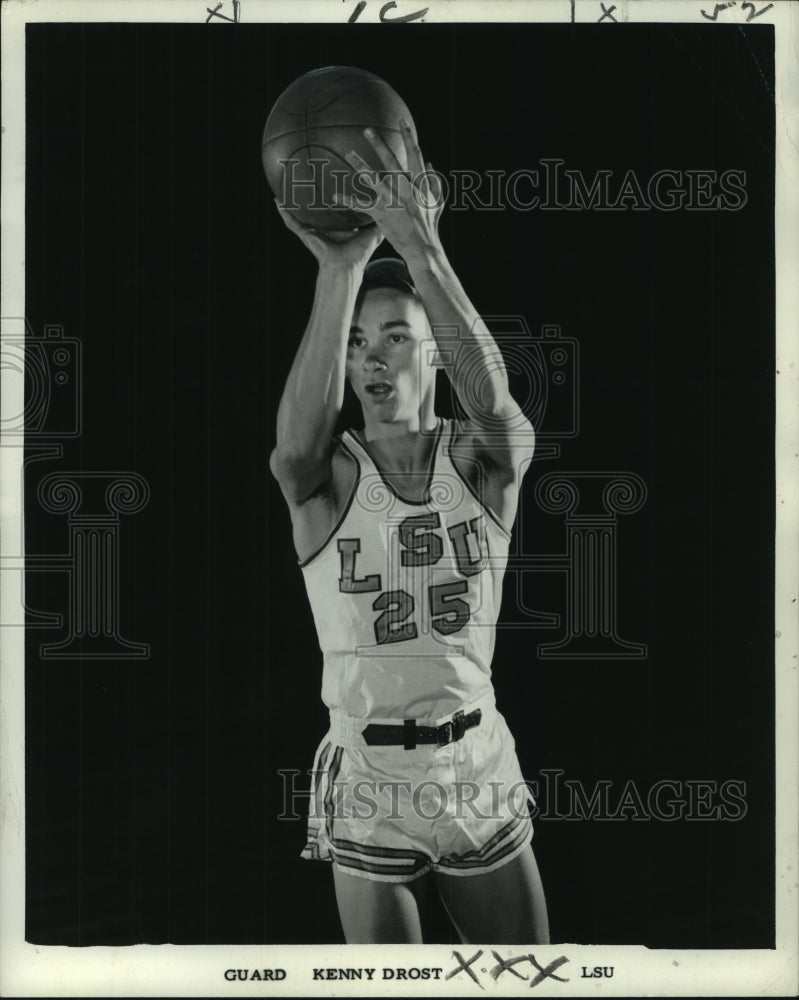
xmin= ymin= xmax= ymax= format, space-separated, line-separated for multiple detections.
xmin=361 ymin=393 xmax=438 ymax=442
xmin=361 ymin=417 xmax=439 ymax=440
xmin=358 ymin=417 xmax=441 ymax=474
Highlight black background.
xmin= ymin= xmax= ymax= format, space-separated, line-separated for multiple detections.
xmin=25 ymin=21 xmax=775 ymax=947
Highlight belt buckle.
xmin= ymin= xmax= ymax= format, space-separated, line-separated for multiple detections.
xmin=437 ymin=721 xmax=453 ymax=747
xmin=437 ymin=711 xmax=466 ymax=747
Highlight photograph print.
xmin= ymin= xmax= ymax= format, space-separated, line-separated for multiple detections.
xmin=3 ymin=1 xmax=793 ymax=986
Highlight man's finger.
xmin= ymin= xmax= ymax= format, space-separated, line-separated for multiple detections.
xmin=400 ymin=119 xmax=425 ymax=177
xmin=363 ymin=126 xmax=405 ymax=173
xmin=424 ymin=161 xmax=444 ymax=203
xmin=344 ymin=149 xmax=376 ymax=179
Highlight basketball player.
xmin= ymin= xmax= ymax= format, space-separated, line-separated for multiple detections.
xmin=270 ymin=121 xmax=549 ymax=944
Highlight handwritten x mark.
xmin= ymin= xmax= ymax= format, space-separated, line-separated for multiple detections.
xmin=446 ymin=950 xmax=484 ymax=988
xmin=490 ymin=950 xmax=532 ymax=981
xmin=529 ymin=954 xmax=570 ymax=988
xmin=205 ymin=1 xmax=240 ymax=23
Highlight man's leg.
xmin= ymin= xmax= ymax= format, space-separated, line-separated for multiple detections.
xmin=433 ymin=844 xmax=550 ymax=944
xmin=332 ymin=865 xmax=430 ymax=943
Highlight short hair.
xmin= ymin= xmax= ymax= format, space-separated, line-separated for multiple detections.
xmin=357 ymin=256 xmax=419 ymax=305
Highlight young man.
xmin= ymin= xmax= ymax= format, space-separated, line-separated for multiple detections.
xmin=270 ymin=122 xmax=549 ymax=944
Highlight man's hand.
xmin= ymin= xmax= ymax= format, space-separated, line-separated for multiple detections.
xmin=275 ymin=201 xmax=383 ymax=269
xmin=338 ymin=121 xmax=445 ymax=259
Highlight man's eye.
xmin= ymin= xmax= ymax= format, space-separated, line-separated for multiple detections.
xmin=388 ymin=334 xmax=405 ymax=344
xmin=348 ymin=337 xmax=364 ymax=348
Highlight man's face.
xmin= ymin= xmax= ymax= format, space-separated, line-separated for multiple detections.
xmin=346 ymin=287 xmax=435 ymax=423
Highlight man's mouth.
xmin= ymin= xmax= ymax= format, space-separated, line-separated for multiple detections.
xmin=364 ymin=382 xmax=394 ymax=400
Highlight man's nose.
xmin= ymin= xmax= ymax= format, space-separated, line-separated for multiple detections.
xmin=363 ymin=352 xmax=387 ymax=371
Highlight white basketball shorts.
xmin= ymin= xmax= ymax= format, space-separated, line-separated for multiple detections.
xmin=301 ymin=693 xmax=535 ymax=883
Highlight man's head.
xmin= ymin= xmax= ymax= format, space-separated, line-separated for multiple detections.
xmin=346 ymin=258 xmax=437 ymax=426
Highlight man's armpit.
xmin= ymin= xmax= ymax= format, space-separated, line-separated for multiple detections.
xmin=454 ymin=419 xmax=530 ymax=482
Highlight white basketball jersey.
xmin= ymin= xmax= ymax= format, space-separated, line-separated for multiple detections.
xmin=300 ymin=419 xmax=512 ymax=720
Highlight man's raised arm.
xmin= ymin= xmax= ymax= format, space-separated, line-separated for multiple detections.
xmin=269 ymin=206 xmax=383 ymax=503
xmin=342 ymin=125 xmax=535 ymax=464
xmin=404 ymin=244 xmax=531 ymax=438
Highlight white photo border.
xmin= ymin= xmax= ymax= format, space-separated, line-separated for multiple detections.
xmin=1 ymin=0 xmax=797 ymax=996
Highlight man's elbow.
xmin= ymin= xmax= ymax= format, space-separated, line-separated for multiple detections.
xmin=271 ymin=442 xmax=324 ymax=475
xmin=484 ymin=401 xmax=536 ymax=455
xmin=269 ymin=446 xmax=329 ymax=501
xmin=269 ymin=447 xmax=287 ymax=484
xmin=270 ymin=447 xmax=306 ymax=485
xmin=511 ymin=413 xmax=536 ymax=462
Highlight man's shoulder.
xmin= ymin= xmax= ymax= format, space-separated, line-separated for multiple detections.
xmin=280 ymin=436 xmax=360 ymax=564
xmin=278 ymin=434 xmax=358 ymax=513
xmin=329 ymin=433 xmax=361 ymax=490
xmin=333 ymin=430 xmax=361 ymax=466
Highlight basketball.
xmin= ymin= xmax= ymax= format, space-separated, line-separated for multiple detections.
xmin=262 ymin=66 xmax=418 ymax=232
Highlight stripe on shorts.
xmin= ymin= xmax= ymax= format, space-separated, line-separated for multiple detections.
xmin=324 ymin=747 xmax=431 ymax=877
xmin=436 ymin=811 xmax=532 ymax=872
xmin=308 ymin=741 xmax=332 ymax=822
xmin=322 ymin=744 xmax=343 ymax=819
xmin=328 ymin=843 xmax=430 ymax=878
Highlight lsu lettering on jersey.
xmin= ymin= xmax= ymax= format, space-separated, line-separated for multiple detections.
xmin=300 ymin=418 xmax=512 ymax=720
